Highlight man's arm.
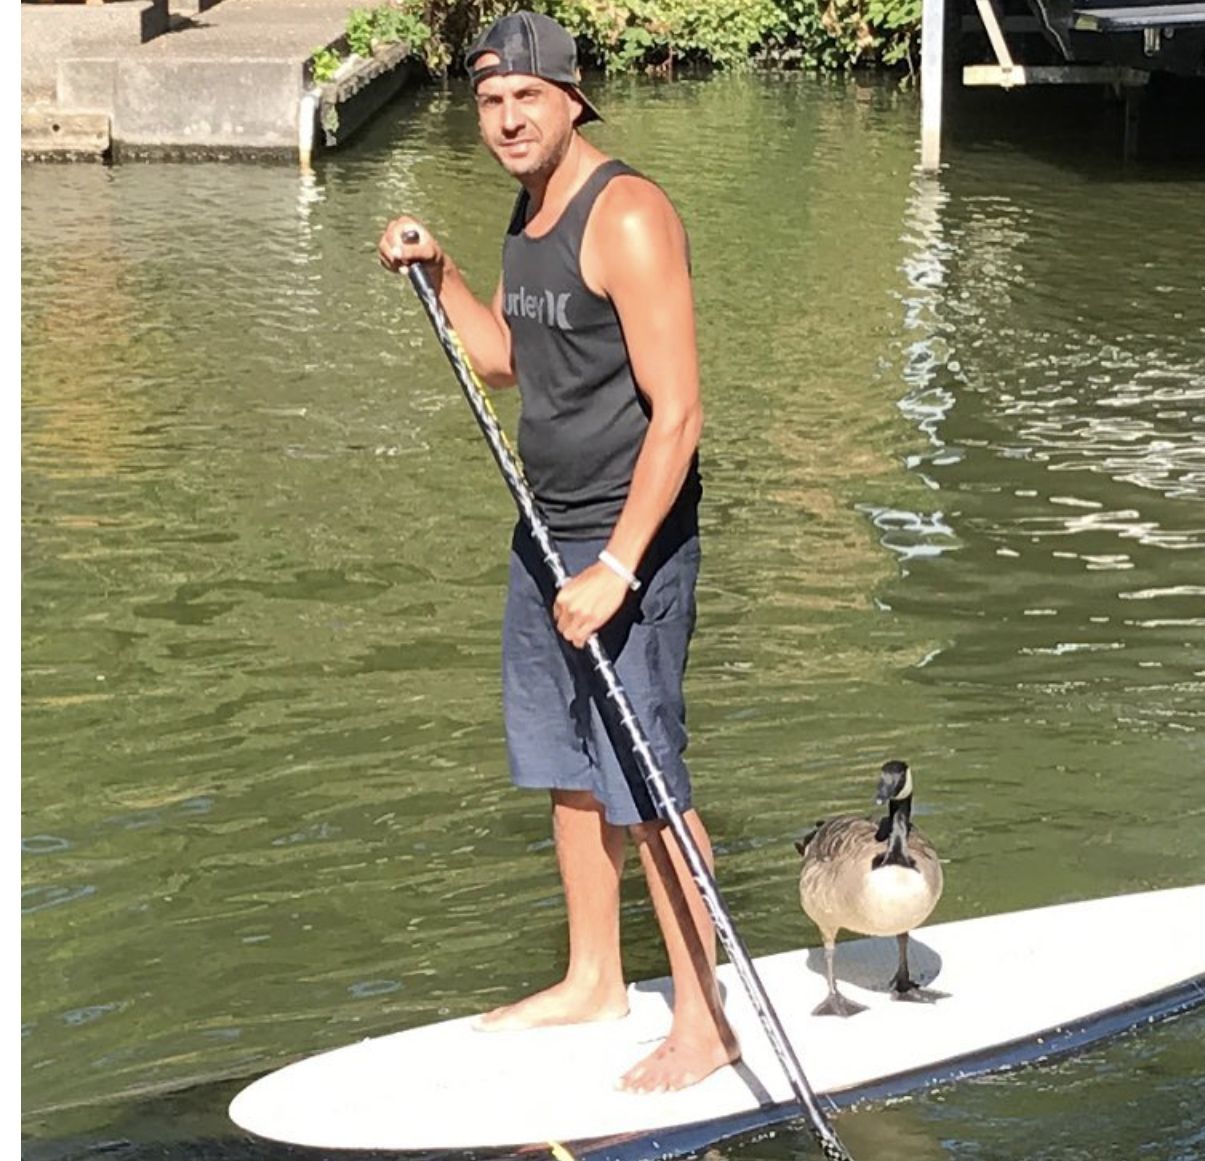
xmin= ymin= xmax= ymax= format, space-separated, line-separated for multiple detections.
xmin=379 ymin=216 xmax=515 ymax=388
xmin=552 ymin=178 xmax=703 ymax=648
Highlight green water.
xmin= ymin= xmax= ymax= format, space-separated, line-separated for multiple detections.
xmin=22 ymin=74 xmax=1205 ymax=1160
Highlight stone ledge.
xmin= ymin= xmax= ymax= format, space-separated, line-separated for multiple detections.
xmin=112 ymin=57 xmax=302 ymax=150
xmin=57 ymin=57 xmax=119 ymax=112
xmin=318 ymin=41 xmax=419 ymax=147
xmin=111 ymin=141 xmax=297 ymax=160
xmin=22 ymin=109 xmax=111 ymax=158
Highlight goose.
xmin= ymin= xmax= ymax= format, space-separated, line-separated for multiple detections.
xmin=795 ymin=759 xmax=944 ymax=1017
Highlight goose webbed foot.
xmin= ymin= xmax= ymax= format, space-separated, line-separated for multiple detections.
xmin=812 ymin=990 xmax=868 ymax=1018
xmin=890 ymin=974 xmax=947 ymax=1003
xmin=814 ymin=943 xmax=867 ymax=1017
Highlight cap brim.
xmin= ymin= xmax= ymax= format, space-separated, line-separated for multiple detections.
xmin=567 ymin=84 xmax=602 ymax=125
xmin=465 ymin=59 xmax=601 ymax=125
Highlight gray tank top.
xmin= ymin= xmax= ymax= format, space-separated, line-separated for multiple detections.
xmin=502 ymin=158 xmax=701 ymax=538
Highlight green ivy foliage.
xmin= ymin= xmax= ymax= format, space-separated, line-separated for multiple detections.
xmin=313 ymin=0 xmax=920 ymax=85
xmin=438 ymin=0 xmax=918 ymax=75
xmin=310 ymin=46 xmax=343 ymax=83
xmin=775 ymin=0 xmax=921 ymax=70
xmin=533 ymin=0 xmax=783 ymax=71
xmin=346 ymin=1 xmax=435 ymax=59
xmin=310 ymin=0 xmax=440 ymax=87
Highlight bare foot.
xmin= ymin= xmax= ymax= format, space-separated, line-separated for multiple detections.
xmin=619 ymin=1021 xmax=740 ymax=1093
xmin=474 ymin=978 xmax=630 ymax=1032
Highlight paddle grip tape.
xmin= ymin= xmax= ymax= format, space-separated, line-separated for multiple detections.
xmin=401 ymin=242 xmax=854 ymax=1161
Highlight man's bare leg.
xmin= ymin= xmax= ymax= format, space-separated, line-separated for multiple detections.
xmin=620 ymin=809 xmax=739 ymax=1092
xmin=476 ymin=789 xmax=631 ymax=1030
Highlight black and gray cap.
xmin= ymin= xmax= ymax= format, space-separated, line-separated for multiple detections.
xmin=465 ymin=10 xmax=602 ymax=125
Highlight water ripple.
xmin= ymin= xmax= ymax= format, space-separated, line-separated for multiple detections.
xmin=22 ymin=835 xmax=72 ymax=855
xmin=22 ymin=885 xmax=97 ymax=915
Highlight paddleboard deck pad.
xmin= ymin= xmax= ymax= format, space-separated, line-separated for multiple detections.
xmin=230 ymin=886 xmax=1205 ymax=1157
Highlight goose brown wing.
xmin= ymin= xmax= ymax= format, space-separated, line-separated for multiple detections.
xmin=908 ymin=825 xmax=939 ymax=860
xmin=804 ymin=815 xmax=881 ymax=863
xmin=906 ymin=824 xmax=945 ymax=898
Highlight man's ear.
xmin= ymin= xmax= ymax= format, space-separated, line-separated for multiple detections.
xmin=565 ymin=87 xmax=585 ymax=125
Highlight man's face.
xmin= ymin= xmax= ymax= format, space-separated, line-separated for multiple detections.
xmin=473 ymin=59 xmax=580 ymax=180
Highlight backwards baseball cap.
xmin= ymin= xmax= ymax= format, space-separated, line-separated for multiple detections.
xmin=465 ymin=10 xmax=602 ymax=126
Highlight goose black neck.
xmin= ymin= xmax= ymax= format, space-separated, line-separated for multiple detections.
xmin=879 ymin=795 xmax=915 ymax=868
xmin=889 ymin=794 xmax=913 ymax=827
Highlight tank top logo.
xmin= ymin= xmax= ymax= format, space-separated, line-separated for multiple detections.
xmin=504 ymin=285 xmax=573 ymax=331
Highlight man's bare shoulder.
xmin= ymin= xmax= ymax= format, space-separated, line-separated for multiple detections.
xmin=593 ymin=172 xmax=686 ymax=255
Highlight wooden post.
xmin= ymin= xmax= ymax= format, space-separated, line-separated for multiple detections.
xmin=1122 ymin=83 xmax=1143 ymax=162
xmin=975 ymin=0 xmax=1016 ymax=71
xmin=921 ymin=0 xmax=945 ymax=171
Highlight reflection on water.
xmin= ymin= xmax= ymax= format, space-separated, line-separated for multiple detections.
xmin=22 ymin=72 xmax=1205 ymax=1160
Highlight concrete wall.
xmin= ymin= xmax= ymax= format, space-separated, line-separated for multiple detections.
xmin=112 ymin=58 xmax=302 ymax=151
xmin=22 ymin=0 xmax=169 ymax=102
xmin=21 ymin=0 xmax=414 ymax=159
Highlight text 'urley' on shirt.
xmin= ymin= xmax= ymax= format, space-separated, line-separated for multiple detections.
xmin=504 ymin=286 xmax=573 ymax=330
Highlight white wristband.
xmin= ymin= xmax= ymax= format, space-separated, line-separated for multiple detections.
xmin=598 ymin=550 xmax=641 ymax=592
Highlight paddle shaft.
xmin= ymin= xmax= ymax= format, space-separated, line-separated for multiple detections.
xmin=402 ymin=248 xmax=852 ymax=1161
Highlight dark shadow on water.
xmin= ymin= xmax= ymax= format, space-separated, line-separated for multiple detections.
xmin=946 ymin=73 xmax=1205 ymax=177
xmin=22 ymin=1079 xmax=351 ymax=1161
xmin=22 ymin=1075 xmax=499 ymax=1161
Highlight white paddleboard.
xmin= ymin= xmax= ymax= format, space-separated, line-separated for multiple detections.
xmin=230 ymin=885 xmax=1205 ymax=1153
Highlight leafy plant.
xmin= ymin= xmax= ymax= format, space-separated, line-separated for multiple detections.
xmin=865 ymin=0 xmax=921 ymax=70
xmin=750 ymin=0 xmax=921 ymax=72
xmin=532 ymin=0 xmax=783 ymax=73
xmin=313 ymin=0 xmax=922 ymax=82
xmin=310 ymin=0 xmax=443 ymax=84
xmin=310 ymin=46 xmax=343 ymax=83
xmin=346 ymin=1 xmax=433 ymax=59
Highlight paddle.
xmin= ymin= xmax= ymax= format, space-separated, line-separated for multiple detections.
xmin=400 ymin=233 xmax=854 ymax=1161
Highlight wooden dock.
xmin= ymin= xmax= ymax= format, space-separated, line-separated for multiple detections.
xmin=921 ymin=0 xmax=1205 ymax=168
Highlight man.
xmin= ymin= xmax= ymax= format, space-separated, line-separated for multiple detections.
xmin=378 ymin=10 xmax=737 ymax=1094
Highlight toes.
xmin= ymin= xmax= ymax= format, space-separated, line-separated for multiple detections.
xmin=618 ymin=1037 xmax=735 ymax=1094
xmin=620 ymin=1062 xmax=657 ymax=1092
xmin=616 ymin=1060 xmax=643 ymax=1091
xmin=618 ymin=1050 xmax=669 ymax=1093
xmin=618 ymin=1063 xmax=686 ymax=1094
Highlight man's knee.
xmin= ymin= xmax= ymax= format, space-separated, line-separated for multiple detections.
xmin=551 ymin=788 xmax=607 ymax=813
xmin=627 ymin=818 xmax=667 ymax=846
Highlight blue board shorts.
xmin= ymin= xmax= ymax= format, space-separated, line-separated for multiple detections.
xmin=502 ymin=518 xmax=700 ymax=826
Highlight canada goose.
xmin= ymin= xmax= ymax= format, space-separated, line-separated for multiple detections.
xmin=795 ymin=759 xmax=944 ymax=1017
